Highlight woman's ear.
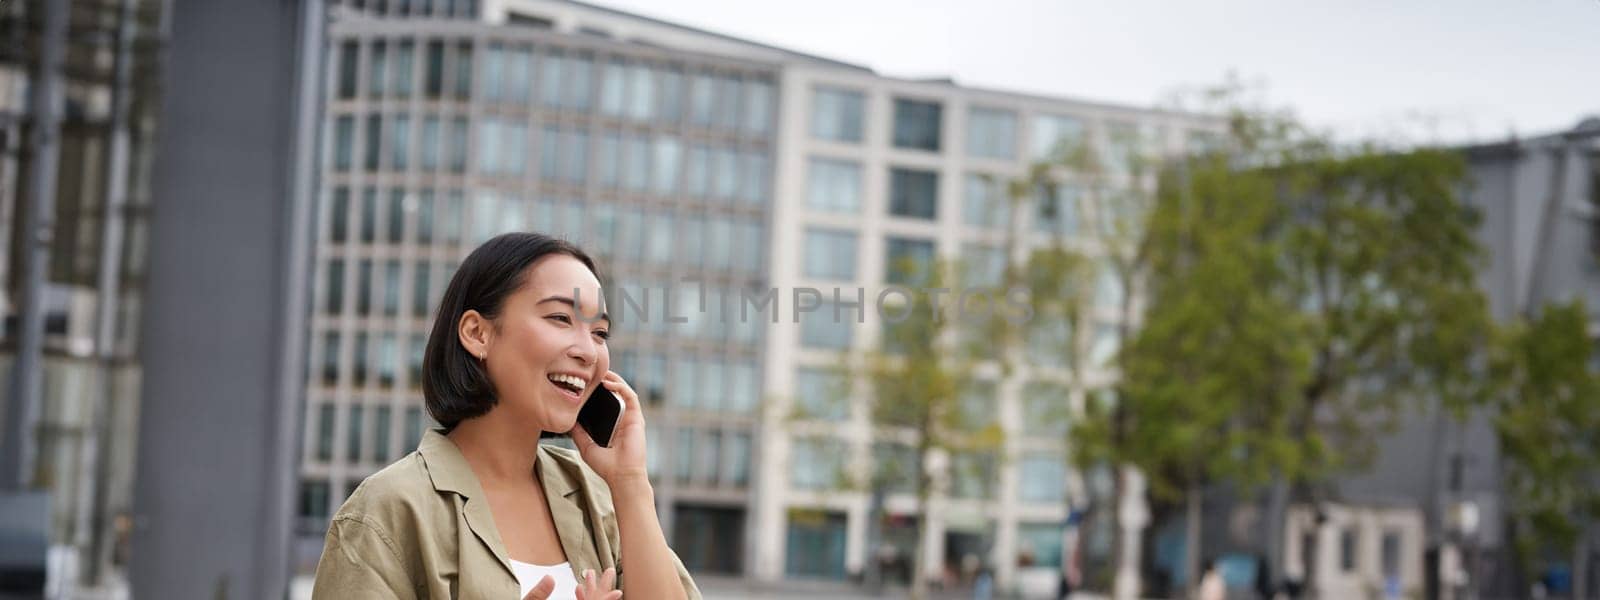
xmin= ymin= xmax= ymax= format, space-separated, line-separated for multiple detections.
xmin=457 ymin=309 xmax=492 ymax=360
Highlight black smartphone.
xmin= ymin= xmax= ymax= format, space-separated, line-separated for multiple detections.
xmin=575 ymin=385 xmax=625 ymax=447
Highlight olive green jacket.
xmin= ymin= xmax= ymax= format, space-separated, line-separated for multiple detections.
xmin=311 ymin=429 xmax=701 ymax=599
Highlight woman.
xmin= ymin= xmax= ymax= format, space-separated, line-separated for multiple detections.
xmin=312 ymin=233 xmax=699 ymax=600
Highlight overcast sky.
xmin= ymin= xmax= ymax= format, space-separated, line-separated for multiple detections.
xmin=590 ymin=0 xmax=1599 ymax=144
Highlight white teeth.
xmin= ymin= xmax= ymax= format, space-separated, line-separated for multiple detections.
xmin=548 ymin=373 xmax=587 ymax=391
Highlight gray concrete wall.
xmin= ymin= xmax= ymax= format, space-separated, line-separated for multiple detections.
xmin=129 ymin=0 xmax=322 ymax=597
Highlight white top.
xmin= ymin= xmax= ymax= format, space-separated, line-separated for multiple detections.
xmin=510 ymin=559 xmax=579 ymax=599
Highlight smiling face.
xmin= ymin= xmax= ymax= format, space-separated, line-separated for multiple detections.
xmin=461 ymin=254 xmax=610 ymax=433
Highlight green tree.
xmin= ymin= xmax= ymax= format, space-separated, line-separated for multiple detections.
xmin=1096 ymin=143 xmax=1313 ymax=597
xmin=858 ymin=259 xmax=1002 ymax=600
xmin=1492 ymin=300 xmax=1600 ymax=598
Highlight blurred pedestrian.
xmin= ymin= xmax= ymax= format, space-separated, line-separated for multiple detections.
xmin=1197 ymin=557 xmax=1226 ymax=600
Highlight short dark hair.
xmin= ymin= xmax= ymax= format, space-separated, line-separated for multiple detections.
xmin=422 ymin=232 xmax=600 ymax=430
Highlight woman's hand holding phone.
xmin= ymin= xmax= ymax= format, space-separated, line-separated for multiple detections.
xmin=570 ymin=371 xmax=650 ymax=488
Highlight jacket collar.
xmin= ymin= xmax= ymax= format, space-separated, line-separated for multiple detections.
xmin=416 ymin=429 xmax=602 ymax=573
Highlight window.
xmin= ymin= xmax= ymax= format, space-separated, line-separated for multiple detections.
xmin=963 ymin=174 xmax=1009 ymax=229
xmin=699 ymin=429 xmax=722 ymax=486
xmin=442 ymin=191 xmax=463 ymax=243
xmin=949 ymin=451 xmax=996 ymax=499
xmin=329 ymin=188 xmax=349 ymax=243
xmin=324 ymin=259 xmax=344 ymax=315
xmin=387 ymin=191 xmax=405 ymax=243
xmin=373 ymin=406 xmax=392 ymax=464
xmin=503 ymin=46 xmax=531 ymax=103
xmin=675 ymin=427 xmax=695 ymax=484
xmin=352 ymin=333 xmax=368 ymax=385
xmin=884 ymin=237 xmax=934 ymax=286
xmin=795 ymin=367 xmax=848 ymax=420
xmin=481 ymin=43 xmax=504 ymax=101
xmin=967 ymin=107 xmax=1017 ymax=159
xmin=568 ymin=54 xmax=593 ymax=111
xmin=453 ymin=41 xmax=473 ymax=100
xmin=657 ymin=67 xmax=683 ymax=123
xmin=1019 ymin=454 xmax=1066 ymax=503
xmin=413 ymin=260 xmax=431 ymax=318
xmin=1096 ymin=262 xmax=1123 ymax=309
xmin=872 ymin=442 xmax=916 ymax=493
xmin=1381 ymin=530 xmax=1402 ymax=579
xmin=565 ymin=129 xmax=589 ymax=183
xmin=1035 ymin=183 xmax=1079 ymax=236
xmin=600 ymin=60 xmax=626 ymax=116
xmin=727 ymin=361 xmax=758 ymax=414
xmin=382 ymin=260 xmax=401 ymax=316
xmin=408 ymin=333 xmax=426 ymax=386
xmin=299 ymin=479 xmax=330 ymax=523
xmin=741 ymin=151 xmax=769 ymax=205
xmin=892 ymin=98 xmax=942 ymax=152
xmin=961 ymin=243 xmax=1005 ymax=288
xmin=713 ymin=147 xmax=738 ymax=200
xmin=419 ymin=116 xmax=440 ymax=170
xmin=1017 ymin=523 xmax=1065 ymax=569
xmin=624 ymin=134 xmax=651 ymax=191
xmin=355 ymin=260 xmax=373 ymax=316
xmin=424 ymin=41 xmax=444 ymax=98
xmin=1026 ymin=318 xmax=1071 ymax=367
xmin=364 ymin=113 xmax=382 ymax=171
xmin=447 ymin=117 xmax=468 ymax=173
xmin=686 ymin=144 xmax=710 ymax=197
xmin=647 ymin=210 xmax=675 ymax=264
xmin=333 ymin=116 xmax=354 ymax=171
xmin=415 ymin=190 xmax=434 ymax=244
xmin=404 ymin=407 xmax=424 ymax=451
xmin=811 ymin=87 xmax=864 ymax=142
xmin=368 ymin=41 xmax=388 ymax=98
xmin=359 ymin=188 xmax=377 ymax=243
xmin=652 ymin=135 xmax=681 ymax=195
xmin=728 ymin=433 xmax=751 ymax=486
xmin=715 ymin=75 xmax=741 ymax=131
xmin=392 ymin=41 xmax=415 ymax=98
xmin=377 ymin=333 xmax=397 ymax=388
xmin=801 ymin=303 xmax=856 ymax=350
xmin=690 ymin=73 xmax=716 ymax=126
xmin=627 ymin=64 xmax=655 ymax=121
xmin=539 ymin=49 xmax=566 ymax=108
xmin=806 ymin=158 xmax=861 ymax=213
xmin=1090 ymin=323 xmax=1120 ymax=368
xmin=889 ymin=168 xmax=939 ymax=220
xmin=1021 ymin=381 xmax=1071 ymax=436
xmin=597 ymin=132 xmax=620 ymax=187
xmin=744 ymin=79 xmax=773 ymax=134
xmin=958 ymin=381 xmax=997 ymax=430
xmin=672 ymin=355 xmax=700 ymax=409
xmin=1103 ymin=120 xmax=1140 ymax=174
xmin=1032 ymin=114 xmax=1086 ymax=161
xmin=315 ymin=404 xmax=335 ymax=461
xmin=803 ymin=228 xmax=858 ymax=281
xmin=321 ymin=332 xmax=341 ymax=385
xmin=1340 ymin=527 xmax=1358 ymax=572
xmin=347 ymin=405 xmax=365 ymax=462
xmin=790 ymin=437 xmax=844 ymax=490
xmin=337 ymin=41 xmax=359 ymax=99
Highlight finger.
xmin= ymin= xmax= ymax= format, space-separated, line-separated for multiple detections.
xmin=599 ymin=567 xmax=617 ymax=591
xmin=601 ymin=373 xmax=642 ymax=416
xmin=585 ymin=568 xmax=597 ymax=589
xmin=522 ymin=575 xmax=555 ymax=600
xmin=570 ymin=421 xmax=597 ymax=453
xmin=575 ymin=585 xmax=587 ymax=600
xmin=602 ymin=591 xmax=622 ymax=600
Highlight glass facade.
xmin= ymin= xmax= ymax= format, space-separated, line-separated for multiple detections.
xmin=307 ymin=24 xmax=778 ymax=538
